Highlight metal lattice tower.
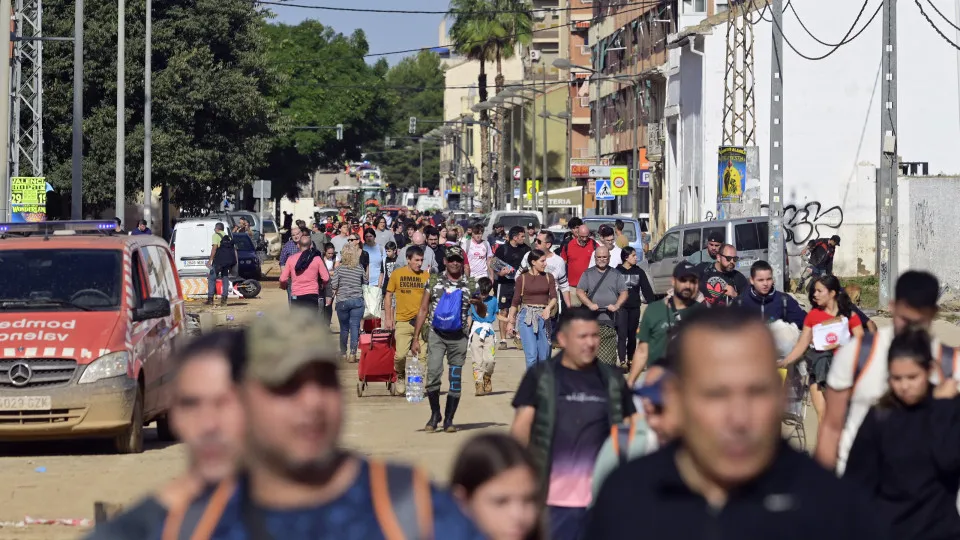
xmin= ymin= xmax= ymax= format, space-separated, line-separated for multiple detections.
xmin=10 ymin=0 xmax=43 ymax=177
xmin=721 ymin=0 xmax=756 ymax=147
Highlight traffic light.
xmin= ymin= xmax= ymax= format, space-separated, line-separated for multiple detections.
xmin=408 ymin=116 xmax=417 ymax=134
xmin=336 ymin=124 xmax=343 ymax=140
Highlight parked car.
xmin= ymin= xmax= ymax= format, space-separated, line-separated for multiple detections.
xmin=642 ymin=216 xmax=782 ymax=295
xmin=0 ymin=220 xmax=184 ymax=453
xmin=170 ymin=218 xmax=222 ymax=279
xmin=262 ymin=219 xmax=281 ymax=258
xmin=232 ymin=232 xmax=263 ymax=280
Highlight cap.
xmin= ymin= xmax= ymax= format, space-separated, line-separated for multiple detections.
xmin=830 ymin=234 xmax=841 ymax=245
xmin=244 ymin=308 xmax=339 ymax=387
xmin=444 ymin=245 xmax=465 ymax=261
xmin=673 ymin=261 xmax=700 ymax=279
xmin=707 ymin=231 xmax=725 ymax=243
xmin=632 ymin=378 xmax=664 ymax=406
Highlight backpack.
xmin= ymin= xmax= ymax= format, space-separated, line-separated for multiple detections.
xmin=851 ymin=333 xmax=960 ymax=390
xmin=160 ymin=460 xmax=434 ymax=540
xmin=431 ymin=287 xmax=465 ymax=333
xmin=213 ymin=232 xmax=236 ymax=267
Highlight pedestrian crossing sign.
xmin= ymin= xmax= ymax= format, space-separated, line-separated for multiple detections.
xmin=595 ymin=179 xmax=615 ymax=201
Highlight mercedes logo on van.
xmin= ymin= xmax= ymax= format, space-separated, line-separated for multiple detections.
xmin=8 ymin=362 xmax=32 ymax=387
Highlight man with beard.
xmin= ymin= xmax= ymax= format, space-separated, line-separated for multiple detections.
xmin=627 ymin=262 xmax=706 ymax=388
xmin=86 ymin=330 xmax=246 ymax=539
xmin=584 ymin=308 xmax=886 ymax=539
xmin=161 ymin=309 xmax=483 ymax=539
xmin=686 ymin=230 xmax=724 ymax=266
xmin=698 ymin=243 xmax=749 ymax=307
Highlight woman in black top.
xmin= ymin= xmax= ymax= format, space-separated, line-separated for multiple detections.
xmin=615 ymin=247 xmax=655 ymax=369
xmin=845 ymin=328 xmax=960 ymax=540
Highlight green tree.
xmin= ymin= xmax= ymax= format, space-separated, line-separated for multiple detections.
xmin=448 ymin=0 xmax=533 ymax=209
xmin=377 ymin=51 xmax=445 ymax=191
xmin=259 ymin=22 xmax=393 ymax=200
xmin=42 ymin=0 xmax=280 ymax=215
xmin=448 ymin=0 xmax=497 ymax=209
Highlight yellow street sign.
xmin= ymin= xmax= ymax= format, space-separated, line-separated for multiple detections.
xmin=610 ymin=167 xmax=629 ymax=196
xmin=525 ymin=180 xmax=541 ymax=200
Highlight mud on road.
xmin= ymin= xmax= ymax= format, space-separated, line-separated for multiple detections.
xmin=0 ymin=278 xmax=525 ymax=540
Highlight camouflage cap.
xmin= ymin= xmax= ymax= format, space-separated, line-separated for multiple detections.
xmin=444 ymin=245 xmax=465 ymax=261
xmin=243 ymin=307 xmax=339 ymax=387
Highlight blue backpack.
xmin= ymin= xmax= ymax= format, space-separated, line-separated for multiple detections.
xmin=432 ymin=288 xmax=465 ymax=332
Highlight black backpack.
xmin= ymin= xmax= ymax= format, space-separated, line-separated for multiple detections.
xmin=214 ymin=232 xmax=237 ymax=266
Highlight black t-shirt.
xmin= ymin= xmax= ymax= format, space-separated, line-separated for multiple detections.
xmin=512 ymin=362 xmax=636 ymax=505
xmin=616 ymin=264 xmax=655 ymax=308
xmin=495 ymin=242 xmax=531 ymax=285
xmin=698 ymin=264 xmax=750 ymax=307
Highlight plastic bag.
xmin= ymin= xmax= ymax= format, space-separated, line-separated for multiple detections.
xmin=768 ymin=319 xmax=801 ymax=359
xmin=362 ymin=285 xmax=383 ymax=320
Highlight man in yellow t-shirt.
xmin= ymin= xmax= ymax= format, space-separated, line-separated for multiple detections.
xmin=384 ymin=245 xmax=430 ymax=393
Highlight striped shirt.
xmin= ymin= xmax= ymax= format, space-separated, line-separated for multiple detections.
xmin=331 ymin=264 xmax=366 ymax=301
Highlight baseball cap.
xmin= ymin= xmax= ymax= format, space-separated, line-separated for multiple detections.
xmin=830 ymin=234 xmax=841 ymax=245
xmin=445 ymin=245 xmax=465 ymax=261
xmin=673 ymin=261 xmax=700 ymax=279
xmin=632 ymin=378 xmax=664 ymax=406
xmin=243 ymin=308 xmax=339 ymax=388
xmin=707 ymin=231 xmax=725 ymax=243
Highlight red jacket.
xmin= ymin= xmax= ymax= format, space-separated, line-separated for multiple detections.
xmin=561 ymin=238 xmax=597 ymax=288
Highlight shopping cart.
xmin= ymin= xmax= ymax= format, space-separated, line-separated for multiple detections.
xmin=781 ymin=362 xmax=811 ymax=451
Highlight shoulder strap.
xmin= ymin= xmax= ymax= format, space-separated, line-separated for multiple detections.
xmin=370 ymin=460 xmax=434 ymax=540
xmin=161 ymin=478 xmax=237 ymax=540
xmin=852 ymin=334 xmax=878 ymax=390
xmin=586 ymin=268 xmax=613 ymax=301
xmin=521 ymin=273 xmax=526 ymax=297
xmin=609 ymin=417 xmax=637 ymax=467
xmin=782 ymin=293 xmax=789 ymax=320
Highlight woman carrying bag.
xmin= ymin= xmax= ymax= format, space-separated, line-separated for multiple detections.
xmin=506 ymin=249 xmax=557 ymax=369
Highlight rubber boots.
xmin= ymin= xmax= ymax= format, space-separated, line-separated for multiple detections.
xmin=483 ymin=374 xmax=493 ymax=394
xmin=443 ymin=396 xmax=461 ymax=433
xmin=425 ymin=391 xmax=443 ymax=432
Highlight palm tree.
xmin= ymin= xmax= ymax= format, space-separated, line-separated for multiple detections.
xmin=449 ymin=0 xmax=497 ymax=210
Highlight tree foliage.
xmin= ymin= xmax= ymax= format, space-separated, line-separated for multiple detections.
xmin=259 ymin=22 xmax=393 ymax=200
xmin=376 ymin=51 xmax=445 ymax=190
xmin=42 ymin=0 xmax=280 ymax=215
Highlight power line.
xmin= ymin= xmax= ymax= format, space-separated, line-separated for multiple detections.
xmin=788 ymin=0 xmax=877 ymax=48
xmin=362 ymin=1 xmax=662 ymax=57
xmin=921 ymin=0 xmax=960 ymax=33
xmin=255 ymin=0 xmax=656 ymax=15
xmin=915 ymin=0 xmax=960 ymax=50
xmin=771 ymin=0 xmax=879 ymax=61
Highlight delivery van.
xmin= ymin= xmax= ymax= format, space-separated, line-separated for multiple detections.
xmin=0 ymin=220 xmax=186 ymax=453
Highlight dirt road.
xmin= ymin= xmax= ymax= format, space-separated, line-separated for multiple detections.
xmin=0 ymin=282 xmax=525 ymax=540
xmin=1 ymin=282 xmax=957 ymax=539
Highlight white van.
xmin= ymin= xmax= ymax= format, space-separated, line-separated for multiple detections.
xmin=170 ymin=219 xmax=223 ymax=278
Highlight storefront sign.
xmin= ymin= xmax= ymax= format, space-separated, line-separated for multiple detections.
xmin=571 ymin=164 xmax=590 ymax=178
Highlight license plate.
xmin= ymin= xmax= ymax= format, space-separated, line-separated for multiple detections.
xmin=0 ymin=396 xmax=51 ymax=411
xmin=185 ymin=260 xmax=205 ymax=266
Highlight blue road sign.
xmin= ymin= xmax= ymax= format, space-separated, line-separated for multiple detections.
xmin=595 ymin=179 xmax=615 ymax=201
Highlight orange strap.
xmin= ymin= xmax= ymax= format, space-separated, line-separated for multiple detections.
xmin=370 ymin=459 xmax=434 ymax=540
xmin=159 ymin=478 xmax=235 ymax=540
xmin=609 ymin=417 xmax=636 ymax=458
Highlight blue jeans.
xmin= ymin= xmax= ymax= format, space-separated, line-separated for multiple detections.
xmin=548 ymin=506 xmax=587 ymax=540
xmin=207 ymin=265 xmax=230 ymax=301
xmin=335 ymin=297 xmax=364 ymax=355
xmin=517 ymin=307 xmax=550 ymax=369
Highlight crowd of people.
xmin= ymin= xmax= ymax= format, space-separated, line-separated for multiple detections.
xmin=90 ymin=205 xmax=960 ymax=540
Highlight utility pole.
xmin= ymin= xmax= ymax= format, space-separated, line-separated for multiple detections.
xmin=631 ymin=60 xmax=639 ymax=220
xmin=144 ymin=0 xmax=153 ymax=231
xmin=115 ymin=0 xmax=125 ymax=225
xmin=541 ymin=71 xmax=548 ymax=225
xmin=768 ymin=0 xmax=785 ymax=291
xmin=418 ymin=138 xmax=423 ymax=189
xmin=0 ymin=1 xmax=12 ymax=222
xmin=878 ymin=0 xmax=898 ymax=306
xmin=70 ymin=0 xmax=83 ymax=219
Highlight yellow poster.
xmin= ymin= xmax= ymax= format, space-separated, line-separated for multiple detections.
xmin=524 ymin=180 xmax=541 ymax=200
xmin=11 ymin=177 xmax=49 ymax=221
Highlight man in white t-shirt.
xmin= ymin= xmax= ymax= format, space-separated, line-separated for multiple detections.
xmin=463 ymin=223 xmax=494 ymax=281
xmin=817 ymin=270 xmax=951 ymax=476
xmin=588 ymin=225 xmax=622 ymax=269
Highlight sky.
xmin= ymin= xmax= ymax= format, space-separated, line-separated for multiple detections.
xmin=268 ymin=0 xmax=451 ymax=65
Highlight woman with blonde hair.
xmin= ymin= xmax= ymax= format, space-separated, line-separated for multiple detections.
xmin=331 ymin=239 xmax=366 ymax=362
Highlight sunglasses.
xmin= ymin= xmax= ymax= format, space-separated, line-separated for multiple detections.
xmin=719 ymin=254 xmax=740 ymax=262
xmin=348 ymin=237 xmax=359 ymax=241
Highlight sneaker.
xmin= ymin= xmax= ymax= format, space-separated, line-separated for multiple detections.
xmin=204 ymin=299 xmax=214 ymax=306
xmin=395 ymin=382 xmax=406 ymax=396
xmin=220 ymin=297 xmax=227 ymax=307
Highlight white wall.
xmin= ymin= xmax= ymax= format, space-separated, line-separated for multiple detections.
xmin=673 ymin=0 xmax=960 ymax=275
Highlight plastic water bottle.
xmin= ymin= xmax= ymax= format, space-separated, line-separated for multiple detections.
xmin=405 ymin=356 xmax=425 ymax=403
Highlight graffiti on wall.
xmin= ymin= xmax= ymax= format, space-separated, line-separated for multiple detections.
xmin=782 ymin=202 xmax=844 ymax=246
